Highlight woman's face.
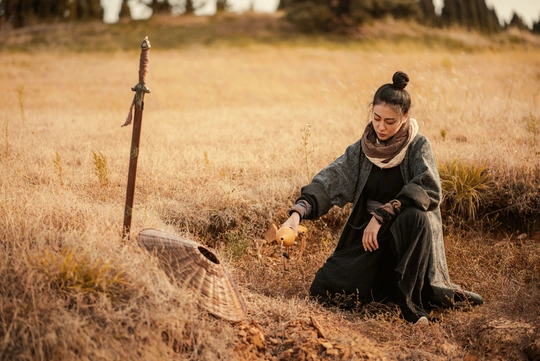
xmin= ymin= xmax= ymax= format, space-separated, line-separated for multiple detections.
xmin=371 ymin=103 xmax=408 ymax=141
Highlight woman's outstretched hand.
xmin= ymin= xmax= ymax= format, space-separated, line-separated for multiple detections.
xmin=362 ymin=216 xmax=381 ymax=252
xmin=281 ymin=212 xmax=300 ymax=235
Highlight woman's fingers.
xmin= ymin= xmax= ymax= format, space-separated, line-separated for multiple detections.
xmin=362 ymin=234 xmax=371 ymax=251
xmin=362 ymin=216 xmax=381 ymax=252
xmin=363 ymin=239 xmax=370 ymax=252
xmin=362 ymin=232 xmax=379 ymax=252
xmin=371 ymin=237 xmax=379 ymax=251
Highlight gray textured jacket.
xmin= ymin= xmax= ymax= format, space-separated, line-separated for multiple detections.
xmin=300 ymin=133 xmax=482 ymax=306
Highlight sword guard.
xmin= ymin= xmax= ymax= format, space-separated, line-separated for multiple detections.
xmin=132 ymin=83 xmax=151 ymax=94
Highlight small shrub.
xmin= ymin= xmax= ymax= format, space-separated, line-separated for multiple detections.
xmin=439 ymin=160 xmax=491 ymax=221
xmin=480 ymin=164 xmax=540 ymax=233
xmin=3 ymin=118 xmax=8 ymax=158
xmin=17 ymin=86 xmax=26 ymax=122
xmin=299 ymin=123 xmax=314 ymax=183
xmin=441 ymin=58 xmax=453 ymax=70
xmin=33 ymin=248 xmax=127 ymax=298
xmin=203 ymin=151 xmax=210 ymax=169
xmin=53 ymin=151 xmax=64 ymax=186
xmin=440 ymin=129 xmax=447 ymax=141
xmin=523 ymin=113 xmax=538 ymax=147
xmin=223 ymin=229 xmax=251 ymax=262
xmin=92 ymin=150 xmax=110 ymax=187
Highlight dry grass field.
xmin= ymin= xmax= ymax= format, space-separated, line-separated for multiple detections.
xmin=1 ymin=13 xmax=539 ymax=361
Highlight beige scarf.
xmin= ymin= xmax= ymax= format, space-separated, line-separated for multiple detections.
xmin=361 ymin=118 xmax=419 ymax=169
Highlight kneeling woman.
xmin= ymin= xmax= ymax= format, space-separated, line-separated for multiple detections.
xmin=281 ymin=71 xmax=483 ymax=324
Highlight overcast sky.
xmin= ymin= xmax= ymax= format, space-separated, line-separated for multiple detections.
xmin=103 ymin=0 xmax=540 ymax=28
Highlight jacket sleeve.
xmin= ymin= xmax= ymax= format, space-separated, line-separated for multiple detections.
xmin=294 ymin=140 xmax=362 ymax=219
xmin=397 ymin=135 xmax=442 ymax=212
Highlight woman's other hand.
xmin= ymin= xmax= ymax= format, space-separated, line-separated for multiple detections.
xmin=362 ymin=216 xmax=381 ymax=252
xmin=281 ymin=212 xmax=300 ymax=235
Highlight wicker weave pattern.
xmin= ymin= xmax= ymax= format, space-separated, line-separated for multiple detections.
xmin=137 ymin=228 xmax=247 ymax=322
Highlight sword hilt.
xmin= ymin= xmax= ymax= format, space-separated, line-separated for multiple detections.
xmin=130 ymin=37 xmax=151 ymax=109
xmin=138 ymin=36 xmax=151 ymax=86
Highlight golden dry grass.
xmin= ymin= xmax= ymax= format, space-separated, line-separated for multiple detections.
xmin=1 ymin=15 xmax=539 ymax=360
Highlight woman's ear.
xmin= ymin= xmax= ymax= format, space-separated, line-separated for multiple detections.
xmin=403 ymin=112 xmax=410 ymax=122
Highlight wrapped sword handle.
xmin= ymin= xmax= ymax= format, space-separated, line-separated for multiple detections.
xmin=122 ymin=36 xmax=151 ymax=127
xmin=132 ymin=36 xmax=151 ymax=105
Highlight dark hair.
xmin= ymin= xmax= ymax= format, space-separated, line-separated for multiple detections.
xmin=372 ymin=71 xmax=411 ymax=115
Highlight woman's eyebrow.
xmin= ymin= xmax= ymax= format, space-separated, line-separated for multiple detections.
xmin=373 ymin=112 xmax=396 ymax=120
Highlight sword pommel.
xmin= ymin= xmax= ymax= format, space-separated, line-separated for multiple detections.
xmin=141 ymin=36 xmax=151 ymax=51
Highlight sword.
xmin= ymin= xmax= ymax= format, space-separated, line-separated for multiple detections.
xmin=122 ymin=36 xmax=151 ymax=240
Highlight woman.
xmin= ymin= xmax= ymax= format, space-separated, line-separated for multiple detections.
xmin=282 ymin=71 xmax=483 ymax=324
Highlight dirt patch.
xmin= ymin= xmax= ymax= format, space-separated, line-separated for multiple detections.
xmin=233 ymin=312 xmax=391 ymax=360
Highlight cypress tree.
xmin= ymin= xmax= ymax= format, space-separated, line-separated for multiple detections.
xmin=185 ymin=0 xmax=195 ymax=14
xmin=441 ymin=0 xmax=501 ymax=33
xmin=441 ymin=0 xmax=458 ymax=27
xmin=76 ymin=0 xmax=103 ymax=20
xmin=486 ymin=7 xmax=501 ymax=33
xmin=119 ymin=0 xmax=130 ymax=19
xmin=469 ymin=0 xmax=481 ymax=30
xmin=472 ymin=0 xmax=500 ymax=33
xmin=151 ymin=0 xmax=170 ymax=14
xmin=532 ymin=13 xmax=540 ymax=34
xmin=456 ymin=0 xmax=468 ymax=28
xmin=419 ymin=0 xmax=436 ymax=25
xmin=508 ymin=12 xmax=529 ymax=31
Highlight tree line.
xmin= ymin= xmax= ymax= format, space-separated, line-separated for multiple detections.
xmin=284 ymin=0 xmax=539 ymax=34
xmin=0 ymin=0 xmax=168 ymax=27
xmin=1 ymin=0 xmax=539 ymax=34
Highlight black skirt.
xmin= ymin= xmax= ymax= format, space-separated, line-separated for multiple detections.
xmin=309 ymin=207 xmax=432 ymax=323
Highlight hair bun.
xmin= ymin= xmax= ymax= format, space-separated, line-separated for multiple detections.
xmin=392 ymin=71 xmax=409 ymax=90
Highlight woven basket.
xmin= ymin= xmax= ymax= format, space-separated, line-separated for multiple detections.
xmin=137 ymin=228 xmax=247 ymax=322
